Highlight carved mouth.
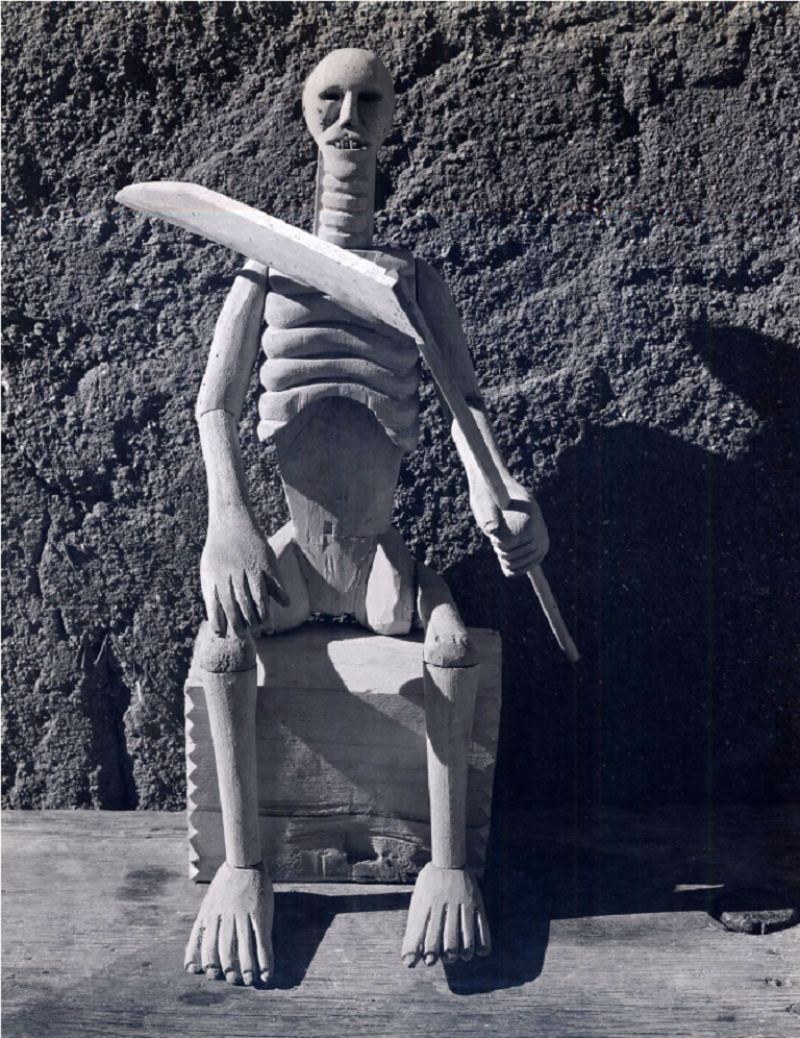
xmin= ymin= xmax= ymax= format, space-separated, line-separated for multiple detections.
xmin=328 ymin=139 xmax=368 ymax=151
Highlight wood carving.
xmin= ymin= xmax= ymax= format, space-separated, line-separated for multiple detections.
xmin=118 ymin=48 xmax=569 ymax=985
xmin=185 ymin=627 xmax=501 ymax=884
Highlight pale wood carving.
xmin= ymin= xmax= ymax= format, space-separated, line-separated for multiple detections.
xmin=116 ymin=181 xmax=577 ymax=659
xmin=185 ymin=627 xmax=501 ymax=883
xmin=118 ymin=47 xmax=573 ymax=984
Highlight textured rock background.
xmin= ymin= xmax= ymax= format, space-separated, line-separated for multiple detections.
xmin=2 ymin=2 xmax=798 ymax=813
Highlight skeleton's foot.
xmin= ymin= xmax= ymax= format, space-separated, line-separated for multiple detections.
xmin=401 ymin=862 xmax=491 ymax=966
xmin=184 ymin=861 xmax=274 ymax=985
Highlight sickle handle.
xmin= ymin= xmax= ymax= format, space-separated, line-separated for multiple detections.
xmin=527 ymin=566 xmax=580 ymax=663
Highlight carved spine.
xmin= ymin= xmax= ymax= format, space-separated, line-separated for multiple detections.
xmin=313 ymin=153 xmax=375 ymax=249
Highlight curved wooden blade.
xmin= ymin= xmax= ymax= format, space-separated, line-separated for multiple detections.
xmin=116 ymin=181 xmax=417 ymax=341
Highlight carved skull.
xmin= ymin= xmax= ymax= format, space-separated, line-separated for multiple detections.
xmin=302 ymin=48 xmax=395 ymax=176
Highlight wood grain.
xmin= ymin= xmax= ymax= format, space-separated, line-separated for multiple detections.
xmin=186 ymin=627 xmax=502 ymax=883
xmin=3 ymin=809 xmax=799 ymax=1038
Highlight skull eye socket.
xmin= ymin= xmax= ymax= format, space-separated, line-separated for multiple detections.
xmin=319 ymin=90 xmax=342 ymax=102
xmin=359 ymin=92 xmax=381 ymax=104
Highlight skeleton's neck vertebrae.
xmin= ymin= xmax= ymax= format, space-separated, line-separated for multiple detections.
xmin=315 ymin=154 xmax=376 ymax=249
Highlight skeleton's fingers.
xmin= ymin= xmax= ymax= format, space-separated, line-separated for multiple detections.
xmin=257 ymin=574 xmax=275 ymax=635
xmin=219 ymin=915 xmax=238 ymax=982
xmin=503 ymin=537 xmax=538 ymax=559
xmin=488 ymin=531 xmax=534 ymax=556
xmin=234 ymin=573 xmax=261 ymax=632
xmin=264 ymin=570 xmax=290 ymax=607
xmin=250 ymin=572 xmax=272 ymax=629
xmin=480 ymin=513 xmax=503 ymax=538
xmin=218 ymin=578 xmax=247 ymax=638
xmin=201 ymin=914 xmax=221 ymax=976
xmin=250 ymin=911 xmax=274 ymax=984
xmin=501 ymin=548 xmax=545 ymax=576
xmin=460 ymin=903 xmax=475 ymax=960
xmin=202 ymin=580 xmax=228 ymax=636
xmin=184 ymin=915 xmax=204 ymax=972
xmin=212 ymin=589 xmax=228 ymax=635
xmin=236 ymin=915 xmax=256 ymax=985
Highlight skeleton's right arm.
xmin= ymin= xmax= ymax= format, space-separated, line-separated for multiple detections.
xmin=196 ymin=259 xmax=266 ymax=526
xmin=196 ymin=259 xmax=267 ymax=470
xmin=196 ymin=261 xmax=287 ymax=635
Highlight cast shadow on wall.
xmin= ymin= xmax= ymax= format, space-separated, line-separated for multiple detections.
xmin=450 ymin=324 xmax=799 ymax=816
xmin=432 ymin=324 xmax=800 ymax=994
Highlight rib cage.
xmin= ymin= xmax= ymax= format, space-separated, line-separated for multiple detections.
xmin=257 ymin=252 xmax=420 ymax=453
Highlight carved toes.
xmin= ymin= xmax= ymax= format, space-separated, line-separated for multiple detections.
xmin=218 ymin=914 xmax=236 ymax=979
xmin=401 ymin=904 xmax=429 ymax=967
xmin=185 ymin=911 xmax=273 ymax=985
xmin=460 ymin=902 xmax=475 ymax=960
xmin=475 ymin=902 xmax=492 ymax=956
xmin=250 ymin=910 xmax=275 ymax=985
xmin=401 ymin=864 xmax=491 ymax=966
xmin=423 ymin=905 xmax=445 ymax=965
xmin=200 ymin=915 xmax=221 ymax=973
xmin=442 ymin=903 xmax=460 ymax=961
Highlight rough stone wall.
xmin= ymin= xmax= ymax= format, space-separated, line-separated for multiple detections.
xmin=2 ymin=2 xmax=798 ymax=812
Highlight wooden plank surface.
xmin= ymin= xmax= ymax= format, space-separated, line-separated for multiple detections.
xmin=3 ymin=809 xmax=799 ymax=1038
xmin=185 ymin=627 xmax=501 ymax=883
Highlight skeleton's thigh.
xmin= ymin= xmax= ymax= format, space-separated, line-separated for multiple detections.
xmin=266 ymin=521 xmax=311 ymax=633
xmin=356 ymin=527 xmax=416 ymax=636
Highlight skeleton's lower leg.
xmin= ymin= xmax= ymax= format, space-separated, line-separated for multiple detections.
xmin=424 ymin=661 xmax=478 ymax=870
xmin=415 ymin=561 xmax=479 ymax=867
xmin=402 ymin=564 xmax=490 ymax=965
xmin=185 ymin=623 xmax=274 ymax=986
xmin=196 ymin=621 xmax=261 ymax=867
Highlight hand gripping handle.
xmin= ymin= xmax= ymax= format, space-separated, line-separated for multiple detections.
xmin=394 ymin=283 xmax=580 ymax=664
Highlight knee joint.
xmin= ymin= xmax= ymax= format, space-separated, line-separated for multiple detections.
xmin=423 ymin=624 xmax=478 ymax=669
xmin=196 ymin=621 xmax=256 ymax=674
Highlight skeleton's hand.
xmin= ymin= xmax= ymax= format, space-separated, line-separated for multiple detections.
xmin=201 ymin=509 xmax=289 ymax=637
xmin=470 ymin=480 xmax=549 ymax=577
xmin=185 ymin=861 xmax=274 ymax=985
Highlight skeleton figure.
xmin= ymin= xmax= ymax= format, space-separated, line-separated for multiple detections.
xmin=184 ymin=49 xmax=549 ymax=984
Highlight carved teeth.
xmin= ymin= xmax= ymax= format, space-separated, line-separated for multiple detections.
xmin=330 ymin=140 xmax=367 ymax=150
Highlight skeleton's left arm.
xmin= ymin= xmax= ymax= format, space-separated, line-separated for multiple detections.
xmin=415 ymin=259 xmax=549 ymax=576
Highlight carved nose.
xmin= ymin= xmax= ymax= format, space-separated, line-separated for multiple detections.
xmin=339 ymin=91 xmax=359 ymax=129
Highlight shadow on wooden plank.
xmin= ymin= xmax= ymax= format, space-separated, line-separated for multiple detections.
xmin=271 ymin=890 xmax=411 ymax=990
xmin=270 ymin=870 xmax=551 ymax=996
xmin=444 ymin=864 xmax=550 ymax=995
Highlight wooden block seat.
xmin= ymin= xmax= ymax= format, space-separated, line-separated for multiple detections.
xmin=185 ymin=625 xmax=501 ymax=883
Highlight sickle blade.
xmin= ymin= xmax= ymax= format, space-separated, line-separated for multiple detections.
xmin=115 ymin=181 xmax=417 ymax=341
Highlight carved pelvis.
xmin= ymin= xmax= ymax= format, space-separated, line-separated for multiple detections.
xmin=267 ymin=521 xmax=415 ymax=638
